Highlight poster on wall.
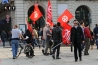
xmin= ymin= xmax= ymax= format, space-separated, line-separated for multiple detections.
xmin=2 ymin=0 xmax=9 ymax=4
xmin=58 ymin=4 xmax=68 ymax=15
xmin=19 ymin=24 xmax=26 ymax=34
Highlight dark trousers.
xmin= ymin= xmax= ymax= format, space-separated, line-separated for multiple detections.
xmin=1 ymin=38 xmax=6 ymax=46
xmin=84 ymin=38 xmax=90 ymax=54
xmin=95 ymin=37 xmax=98 ymax=49
xmin=74 ymin=44 xmax=81 ymax=60
xmin=26 ymin=46 xmax=34 ymax=56
xmin=52 ymin=40 xmax=60 ymax=57
xmin=32 ymin=39 xmax=40 ymax=49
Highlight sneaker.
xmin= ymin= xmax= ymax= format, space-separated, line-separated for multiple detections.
xmin=42 ymin=49 xmax=44 ymax=55
xmin=80 ymin=58 xmax=82 ymax=61
xmin=84 ymin=53 xmax=89 ymax=55
xmin=75 ymin=59 xmax=78 ymax=62
xmin=33 ymin=55 xmax=35 ymax=56
xmin=12 ymin=57 xmax=16 ymax=59
xmin=39 ymin=45 xmax=41 ymax=49
xmin=52 ymin=55 xmax=55 ymax=59
xmin=28 ymin=56 xmax=32 ymax=58
xmin=44 ymin=53 xmax=49 ymax=56
xmin=56 ymin=57 xmax=61 ymax=59
xmin=30 ymin=56 xmax=33 ymax=58
xmin=26 ymin=55 xmax=29 ymax=57
xmin=50 ymin=53 xmax=52 ymax=55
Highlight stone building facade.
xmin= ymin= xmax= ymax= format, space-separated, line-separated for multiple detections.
xmin=0 ymin=0 xmax=98 ymax=30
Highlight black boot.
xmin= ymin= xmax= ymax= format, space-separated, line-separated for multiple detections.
xmin=80 ymin=57 xmax=82 ymax=61
xmin=44 ymin=53 xmax=49 ymax=56
xmin=52 ymin=54 xmax=55 ymax=59
xmin=42 ymin=49 xmax=44 ymax=55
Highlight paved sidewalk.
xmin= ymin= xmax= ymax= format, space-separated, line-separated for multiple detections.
xmin=0 ymin=45 xmax=98 ymax=65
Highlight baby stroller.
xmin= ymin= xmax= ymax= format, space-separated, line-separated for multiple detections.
xmin=24 ymin=44 xmax=35 ymax=58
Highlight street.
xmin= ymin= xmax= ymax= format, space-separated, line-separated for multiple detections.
xmin=0 ymin=42 xmax=98 ymax=65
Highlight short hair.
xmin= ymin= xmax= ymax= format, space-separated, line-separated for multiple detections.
xmin=85 ymin=24 xmax=89 ymax=27
xmin=80 ymin=22 xmax=84 ymax=25
xmin=57 ymin=22 xmax=61 ymax=27
xmin=53 ymin=24 xmax=57 ymax=27
xmin=73 ymin=20 xmax=78 ymax=23
xmin=95 ymin=24 xmax=98 ymax=27
xmin=14 ymin=25 xmax=18 ymax=28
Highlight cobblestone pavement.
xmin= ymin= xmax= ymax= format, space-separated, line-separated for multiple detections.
xmin=0 ymin=43 xmax=98 ymax=65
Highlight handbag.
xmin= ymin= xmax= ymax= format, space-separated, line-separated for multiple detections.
xmin=49 ymin=39 xmax=53 ymax=46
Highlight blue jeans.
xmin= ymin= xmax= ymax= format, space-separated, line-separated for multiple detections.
xmin=96 ymin=38 xmax=98 ymax=49
xmin=23 ymin=40 xmax=26 ymax=44
xmin=33 ymin=39 xmax=40 ymax=46
xmin=81 ymin=43 xmax=85 ymax=51
xmin=11 ymin=40 xmax=19 ymax=58
xmin=42 ymin=39 xmax=45 ymax=48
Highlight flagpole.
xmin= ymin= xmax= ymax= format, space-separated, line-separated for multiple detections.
xmin=42 ymin=15 xmax=46 ymax=23
xmin=52 ymin=43 xmax=62 ymax=50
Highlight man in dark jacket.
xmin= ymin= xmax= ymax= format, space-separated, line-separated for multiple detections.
xmin=1 ymin=30 xmax=7 ymax=47
xmin=70 ymin=20 xmax=84 ymax=62
xmin=52 ymin=22 xmax=62 ymax=59
xmin=93 ymin=24 xmax=98 ymax=49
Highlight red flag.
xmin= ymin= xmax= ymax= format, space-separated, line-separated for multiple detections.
xmin=46 ymin=0 xmax=54 ymax=26
xmin=62 ymin=23 xmax=72 ymax=45
xmin=26 ymin=20 xmax=32 ymax=33
xmin=30 ymin=4 xmax=42 ymax=24
xmin=57 ymin=9 xmax=73 ymax=27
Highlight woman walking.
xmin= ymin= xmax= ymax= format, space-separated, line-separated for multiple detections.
xmin=90 ymin=28 xmax=95 ymax=50
xmin=24 ymin=29 xmax=35 ymax=58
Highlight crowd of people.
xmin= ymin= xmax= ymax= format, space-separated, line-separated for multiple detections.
xmin=0 ymin=20 xmax=98 ymax=62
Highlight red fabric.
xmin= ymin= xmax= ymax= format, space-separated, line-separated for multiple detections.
xmin=84 ymin=27 xmax=92 ymax=39
xmin=0 ymin=37 xmax=1 ymax=44
xmin=62 ymin=23 xmax=72 ymax=45
xmin=30 ymin=4 xmax=42 ymax=24
xmin=46 ymin=0 xmax=54 ymax=26
xmin=26 ymin=21 xmax=33 ymax=33
xmin=57 ymin=9 xmax=73 ymax=27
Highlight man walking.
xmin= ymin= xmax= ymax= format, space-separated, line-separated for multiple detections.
xmin=70 ymin=20 xmax=84 ymax=62
xmin=52 ymin=22 xmax=62 ymax=59
xmin=93 ymin=24 xmax=98 ymax=49
xmin=11 ymin=25 xmax=24 ymax=59
xmin=42 ymin=22 xmax=50 ymax=55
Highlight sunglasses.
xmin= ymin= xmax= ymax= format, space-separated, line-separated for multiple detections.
xmin=74 ymin=23 xmax=78 ymax=24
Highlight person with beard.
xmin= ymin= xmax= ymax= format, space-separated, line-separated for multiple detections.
xmin=42 ymin=22 xmax=50 ymax=55
xmin=70 ymin=20 xmax=84 ymax=62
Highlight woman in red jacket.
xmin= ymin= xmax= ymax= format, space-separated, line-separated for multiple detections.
xmin=84 ymin=24 xmax=92 ymax=55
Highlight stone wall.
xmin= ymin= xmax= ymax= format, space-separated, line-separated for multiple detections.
xmin=14 ymin=0 xmax=25 ymax=26
xmin=58 ymin=1 xmax=98 ymax=29
xmin=13 ymin=0 xmax=98 ymax=29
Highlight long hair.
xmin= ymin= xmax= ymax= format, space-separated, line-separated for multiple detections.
xmin=89 ymin=27 xmax=93 ymax=32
